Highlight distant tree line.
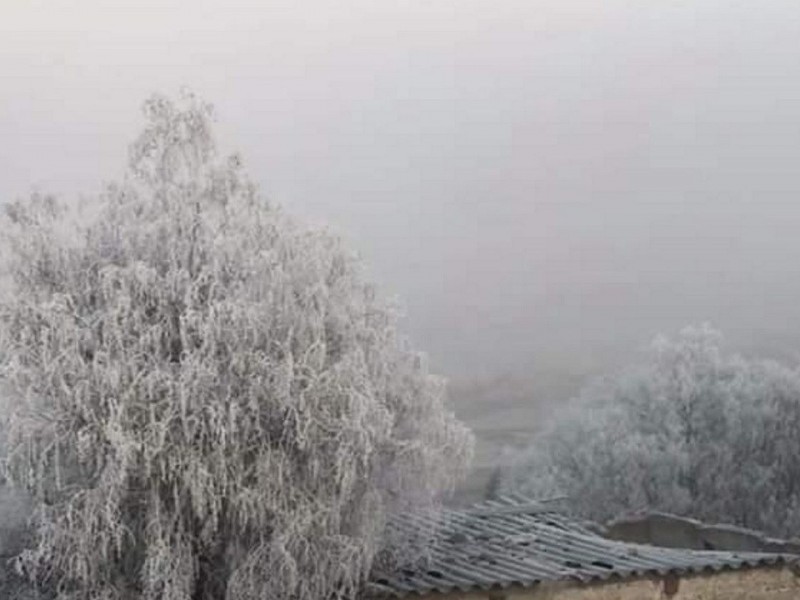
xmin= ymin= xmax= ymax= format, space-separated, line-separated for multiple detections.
xmin=505 ymin=325 xmax=800 ymax=539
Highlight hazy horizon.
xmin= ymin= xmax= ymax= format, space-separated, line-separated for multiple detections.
xmin=4 ymin=1 xmax=800 ymax=395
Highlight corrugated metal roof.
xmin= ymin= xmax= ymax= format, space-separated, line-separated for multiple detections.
xmin=368 ymin=495 xmax=797 ymax=598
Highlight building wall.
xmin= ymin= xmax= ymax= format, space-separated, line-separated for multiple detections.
xmin=416 ymin=566 xmax=800 ymax=600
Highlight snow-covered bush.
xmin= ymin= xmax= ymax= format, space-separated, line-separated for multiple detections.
xmin=0 ymin=92 xmax=473 ymax=600
xmin=506 ymin=325 xmax=800 ymax=538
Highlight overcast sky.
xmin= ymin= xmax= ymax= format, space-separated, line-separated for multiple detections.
xmin=4 ymin=1 xmax=800 ymax=390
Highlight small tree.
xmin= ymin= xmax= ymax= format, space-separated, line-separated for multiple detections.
xmin=506 ymin=325 xmax=800 ymax=538
xmin=0 ymin=92 xmax=473 ymax=600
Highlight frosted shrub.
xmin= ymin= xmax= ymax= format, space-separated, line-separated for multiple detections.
xmin=507 ymin=325 xmax=800 ymax=538
xmin=0 ymin=92 xmax=473 ymax=600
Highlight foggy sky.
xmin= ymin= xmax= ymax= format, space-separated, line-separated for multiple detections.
xmin=3 ymin=1 xmax=800 ymax=391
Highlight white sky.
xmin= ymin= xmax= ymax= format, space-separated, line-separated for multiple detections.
xmin=3 ymin=0 xmax=800 ymax=387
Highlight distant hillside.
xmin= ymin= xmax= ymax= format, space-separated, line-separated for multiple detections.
xmin=446 ymin=368 xmax=591 ymax=504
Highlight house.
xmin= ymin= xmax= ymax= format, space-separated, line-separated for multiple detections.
xmin=367 ymin=496 xmax=799 ymax=600
xmin=603 ymin=511 xmax=800 ymax=554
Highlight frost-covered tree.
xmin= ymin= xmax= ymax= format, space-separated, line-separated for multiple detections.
xmin=0 ymin=92 xmax=473 ymax=600
xmin=505 ymin=325 xmax=800 ymax=538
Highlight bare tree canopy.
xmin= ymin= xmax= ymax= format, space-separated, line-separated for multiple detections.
xmin=0 ymin=92 xmax=473 ymax=600
xmin=506 ymin=325 xmax=800 ymax=539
